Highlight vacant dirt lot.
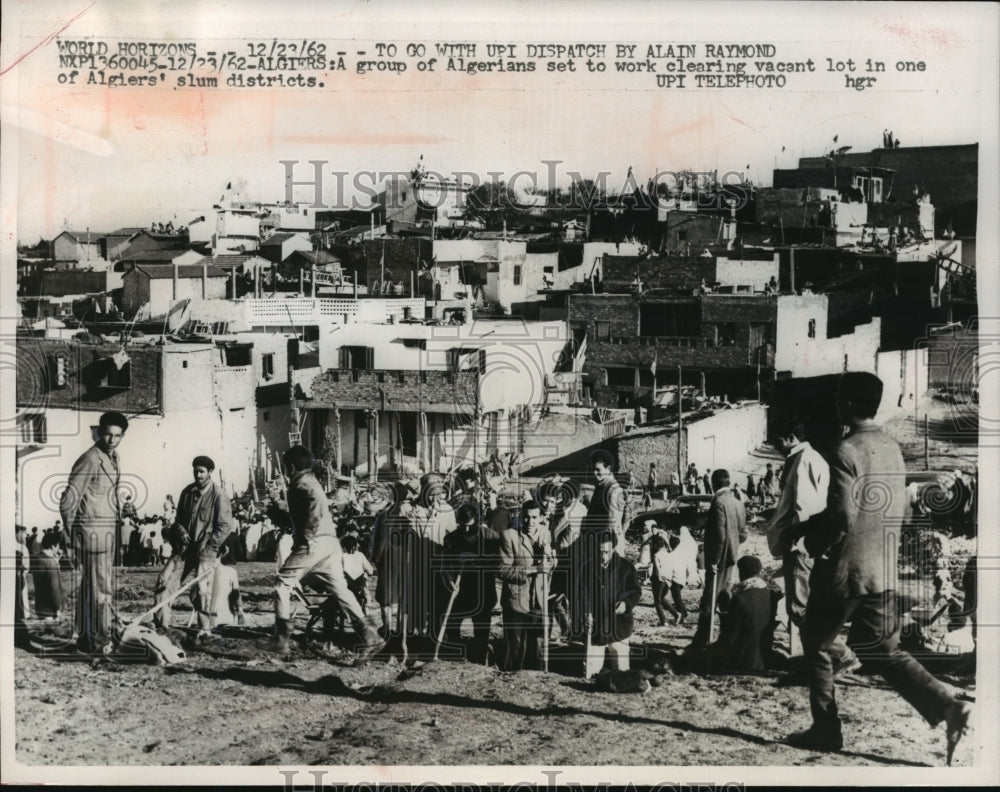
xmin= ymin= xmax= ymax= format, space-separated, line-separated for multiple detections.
xmin=13 ymin=527 xmax=977 ymax=770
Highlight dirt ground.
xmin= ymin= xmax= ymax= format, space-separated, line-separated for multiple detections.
xmin=13 ymin=399 xmax=980 ymax=770
xmin=14 ymin=526 xmax=977 ymax=769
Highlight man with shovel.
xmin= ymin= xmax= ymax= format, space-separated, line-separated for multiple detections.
xmin=436 ymin=503 xmax=499 ymax=663
xmin=153 ymin=456 xmax=233 ymax=641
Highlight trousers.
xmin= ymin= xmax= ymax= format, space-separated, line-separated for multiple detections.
xmin=73 ymin=539 xmax=116 ymax=652
xmin=275 ymin=535 xmax=378 ymax=644
xmin=802 ymin=589 xmax=956 ymax=736
xmin=784 ymin=549 xmax=854 ymax=663
xmin=153 ymin=554 xmax=215 ymax=631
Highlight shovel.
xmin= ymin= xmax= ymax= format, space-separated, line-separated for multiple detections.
xmin=120 ymin=565 xmax=217 ymax=644
xmin=584 ymin=614 xmax=602 ymax=679
xmin=433 ymin=572 xmax=462 ymax=661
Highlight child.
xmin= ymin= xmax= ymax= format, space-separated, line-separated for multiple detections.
xmin=32 ymin=531 xmax=65 ymax=620
xmin=332 ymin=534 xmax=374 ymax=632
xmin=209 ymin=535 xmax=245 ymax=628
xmin=651 ymin=533 xmax=689 ymax=625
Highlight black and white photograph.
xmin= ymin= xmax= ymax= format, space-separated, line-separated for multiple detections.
xmin=1 ymin=0 xmax=998 ymax=786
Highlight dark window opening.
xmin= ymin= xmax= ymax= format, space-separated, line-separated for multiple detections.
xmin=595 ymin=320 xmax=611 ymax=342
xmin=101 ymin=361 xmax=131 ymax=390
xmin=639 ymin=302 xmax=700 ymax=337
xmin=223 ymin=345 xmax=252 ymax=367
xmin=808 ymin=319 xmax=817 ymax=339
xmin=400 ymin=413 xmax=418 ymax=456
xmin=607 ymin=367 xmax=636 ymax=387
xmin=46 ymin=354 xmax=68 ymax=390
xmin=339 ymin=346 xmax=374 ymax=370
xmin=261 ymin=352 xmax=275 ymax=380
xmin=513 ymin=265 xmax=522 ymax=286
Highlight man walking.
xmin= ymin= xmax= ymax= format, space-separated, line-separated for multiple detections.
xmin=767 ymin=415 xmax=859 ymax=673
xmin=59 ymin=411 xmax=129 ymax=654
xmin=787 ymin=373 xmax=972 ymax=764
xmin=271 ymin=445 xmax=383 ymax=659
xmin=154 ymin=456 xmax=233 ymax=639
xmin=687 ymin=469 xmax=746 ymax=650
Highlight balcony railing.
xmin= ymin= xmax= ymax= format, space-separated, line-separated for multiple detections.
xmin=604 ymin=335 xmax=708 ymax=347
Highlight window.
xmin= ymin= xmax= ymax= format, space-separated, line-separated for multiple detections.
xmin=223 ymin=345 xmax=252 ymax=366
xmin=807 ymin=319 xmax=817 ymax=339
xmin=870 ymin=177 xmax=883 ymax=203
xmin=716 ymin=323 xmax=738 ymax=346
xmin=606 ymin=367 xmax=636 ymax=387
xmin=263 ymin=411 xmax=270 ymax=421
xmin=261 ymin=352 xmax=275 ymax=380
xmin=844 ymin=354 xmax=849 ymax=371
xmin=20 ymin=413 xmax=47 ymax=445
xmin=339 ymin=346 xmax=374 ymax=370
xmin=101 ymin=361 xmax=131 ymax=390
xmin=513 ymin=265 xmax=522 ymax=286
xmin=595 ymin=321 xmax=611 ymax=342
xmin=46 ymin=353 xmax=68 ymax=389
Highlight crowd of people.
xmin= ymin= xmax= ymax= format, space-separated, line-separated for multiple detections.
xmin=13 ymin=370 xmax=976 ymax=763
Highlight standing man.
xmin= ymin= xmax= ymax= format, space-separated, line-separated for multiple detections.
xmin=581 ymin=531 xmax=641 ymax=672
xmin=787 ymin=373 xmax=972 ymax=763
xmin=497 ymin=500 xmax=554 ymax=671
xmin=687 ymin=469 xmax=746 ymax=651
xmin=154 ymin=456 xmax=233 ymax=640
xmin=767 ymin=415 xmax=858 ymax=671
xmin=271 ymin=445 xmax=383 ymax=659
xmin=60 ymin=411 xmax=129 ymax=655
xmin=575 ymin=451 xmax=625 ymax=636
xmin=439 ymin=503 xmax=499 ymax=663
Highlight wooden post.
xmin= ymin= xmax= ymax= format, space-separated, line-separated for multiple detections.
xmin=333 ymin=407 xmax=341 ymax=475
xmin=789 ymin=246 xmax=796 ymax=294
xmin=299 ymin=268 xmax=304 ymax=294
xmin=311 ymin=262 xmax=317 ymax=298
xmin=232 ymin=267 xmax=237 ymax=300
xmin=924 ymin=414 xmax=929 ymax=470
xmin=676 ymin=364 xmax=683 ymax=477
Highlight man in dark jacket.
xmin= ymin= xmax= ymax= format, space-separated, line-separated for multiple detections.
xmin=787 ymin=373 xmax=972 ymax=764
xmin=438 ymin=503 xmax=499 ymax=663
xmin=153 ymin=455 xmax=233 ymax=637
xmin=687 ymin=468 xmax=746 ymax=650
xmin=581 ymin=531 xmax=641 ymax=671
xmin=59 ymin=411 xmax=129 ymax=654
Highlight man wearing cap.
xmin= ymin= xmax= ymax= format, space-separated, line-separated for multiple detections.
xmin=153 ymin=455 xmax=233 ymax=638
xmin=60 ymin=411 xmax=129 ymax=654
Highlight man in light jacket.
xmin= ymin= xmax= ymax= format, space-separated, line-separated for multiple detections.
xmin=767 ymin=416 xmax=858 ymax=672
xmin=60 ymin=411 xmax=129 ymax=654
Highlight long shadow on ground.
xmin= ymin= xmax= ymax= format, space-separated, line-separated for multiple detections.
xmin=184 ymin=665 xmax=932 ymax=767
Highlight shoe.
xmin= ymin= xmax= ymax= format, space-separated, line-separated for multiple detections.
xmin=944 ymin=701 xmax=972 ymax=766
xmin=832 ymin=656 xmax=862 ymax=678
xmin=354 ymin=638 xmax=386 ymax=665
xmin=259 ymin=637 xmax=291 ymax=655
xmin=786 ymin=726 xmax=843 ymax=753
xmin=675 ymin=614 xmax=687 ymax=626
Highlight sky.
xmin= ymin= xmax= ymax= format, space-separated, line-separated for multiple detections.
xmin=3 ymin=1 xmax=997 ymax=243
